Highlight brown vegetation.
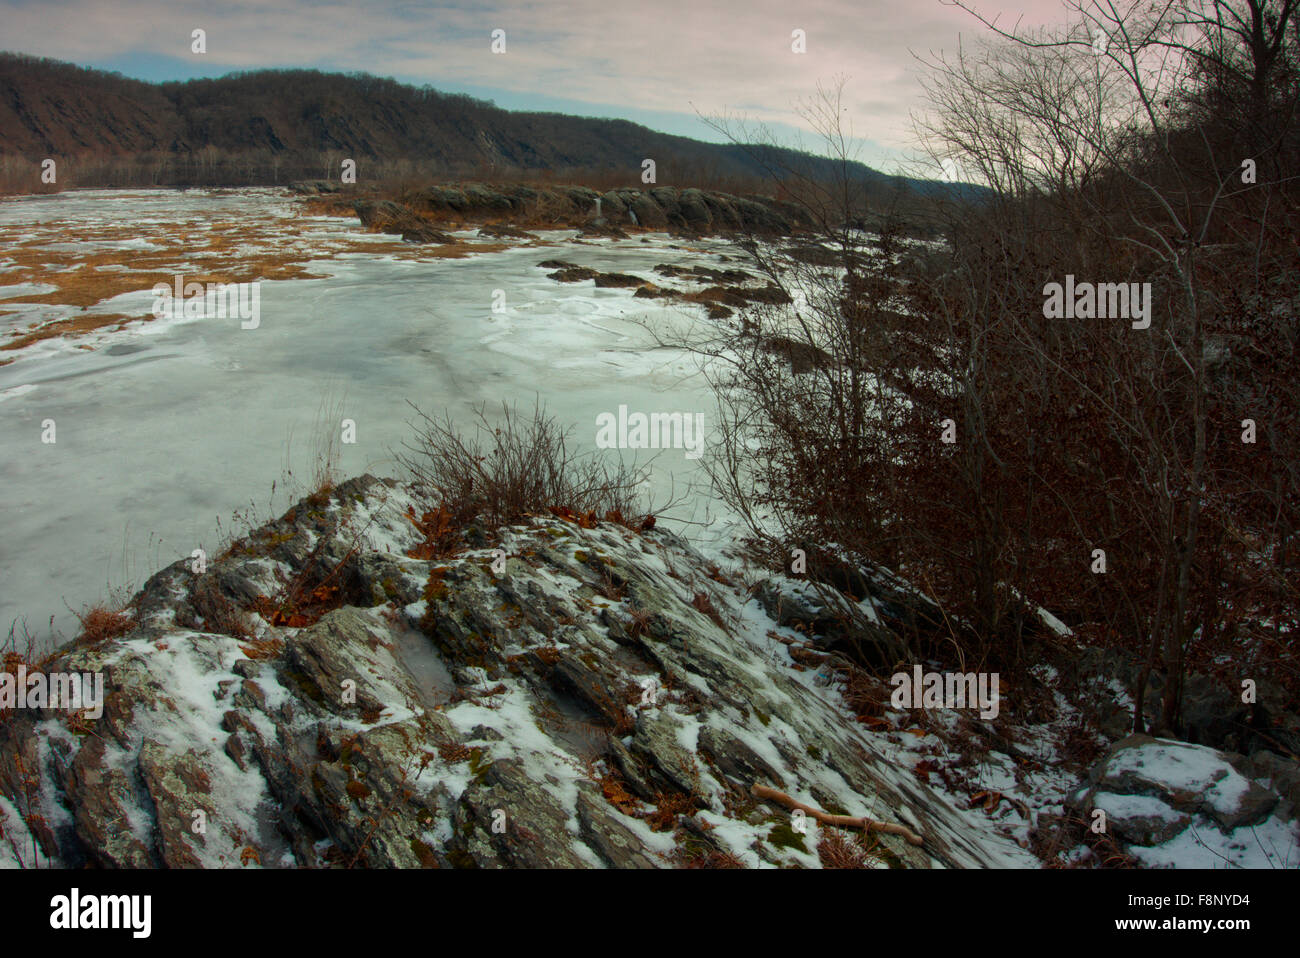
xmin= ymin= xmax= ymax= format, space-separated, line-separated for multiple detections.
xmin=72 ymin=602 xmax=134 ymax=647
xmin=690 ymin=1 xmax=1299 ymax=737
xmin=396 ymin=399 xmax=656 ymax=532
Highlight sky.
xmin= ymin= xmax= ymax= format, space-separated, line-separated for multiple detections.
xmin=0 ymin=0 xmax=1075 ymax=174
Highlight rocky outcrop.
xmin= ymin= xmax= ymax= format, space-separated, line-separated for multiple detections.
xmin=352 ymin=199 xmax=457 ymax=244
xmin=537 ymin=257 xmax=793 ymax=323
xmin=0 ymin=475 xmax=1024 ymax=869
xmin=289 ymin=179 xmax=344 ymax=195
xmin=321 ymin=183 xmax=812 ymax=239
xmin=4 ymin=476 xmax=1297 ymax=869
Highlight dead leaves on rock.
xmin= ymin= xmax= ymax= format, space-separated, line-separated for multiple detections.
xmin=968 ymin=790 xmax=1030 ymax=819
xmin=405 ymin=504 xmax=460 ymax=559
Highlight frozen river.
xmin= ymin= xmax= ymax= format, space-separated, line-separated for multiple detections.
xmin=0 ymin=188 xmax=739 ymax=644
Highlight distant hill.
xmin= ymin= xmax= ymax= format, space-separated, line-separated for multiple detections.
xmin=0 ymin=52 xmax=941 ymax=198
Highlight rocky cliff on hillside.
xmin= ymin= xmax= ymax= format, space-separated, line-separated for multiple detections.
xmin=1 ymin=475 xmax=1296 ymax=868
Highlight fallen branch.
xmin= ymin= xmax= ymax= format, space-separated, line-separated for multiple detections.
xmin=752 ymin=784 xmax=925 ymax=847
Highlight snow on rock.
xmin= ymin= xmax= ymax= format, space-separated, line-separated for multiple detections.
xmin=1 ymin=474 xmax=1033 ymax=869
xmin=4 ymin=475 xmax=1294 ymax=869
xmin=1069 ymin=734 xmax=1298 ymax=867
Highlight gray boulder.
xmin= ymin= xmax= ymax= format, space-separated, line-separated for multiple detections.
xmin=1068 ymin=734 xmax=1293 ymax=852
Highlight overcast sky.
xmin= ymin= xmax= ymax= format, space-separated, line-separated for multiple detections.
xmin=2 ymin=0 xmax=1076 ymax=173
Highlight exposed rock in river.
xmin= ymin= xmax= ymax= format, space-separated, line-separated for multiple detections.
xmin=302 ymin=182 xmax=812 ymax=239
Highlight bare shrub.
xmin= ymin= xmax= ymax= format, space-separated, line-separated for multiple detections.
xmin=396 ymin=398 xmax=655 ymax=529
xmin=667 ymin=3 xmax=1298 ymax=734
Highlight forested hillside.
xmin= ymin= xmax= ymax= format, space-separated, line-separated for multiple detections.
xmin=0 ymin=53 xmax=917 ymax=193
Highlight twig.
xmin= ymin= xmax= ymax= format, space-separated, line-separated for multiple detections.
xmin=751 ymin=784 xmax=924 ymax=846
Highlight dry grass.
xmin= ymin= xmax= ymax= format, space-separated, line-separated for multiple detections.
xmin=2 ymin=620 xmax=58 ymax=681
xmin=253 ymin=579 xmax=345 ymax=630
xmin=622 ymin=605 xmax=652 ymax=636
xmin=1 ymin=312 xmax=138 ymax=351
xmin=645 ymin=791 xmax=699 ymax=832
xmin=676 ymin=848 xmax=746 ymax=868
xmin=817 ymin=828 xmax=883 ymax=868
xmin=596 ymin=769 xmax=644 ymax=814
xmin=238 ymin=635 xmax=285 ymax=660
xmin=0 ymin=239 xmax=319 ymax=302
xmin=73 ymin=603 xmax=134 ymax=646
xmin=690 ymin=591 xmax=729 ymax=632
xmin=193 ymin=585 xmax=255 ymax=640
xmin=436 ymin=742 xmax=478 ymax=763
xmin=13 ymin=259 xmax=322 ymax=308
xmin=1033 ymin=812 xmax=1142 ymax=868
xmin=397 ymin=398 xmax=652 ymax=532
xmin=0 ymin=209 xmax=532 ymax=354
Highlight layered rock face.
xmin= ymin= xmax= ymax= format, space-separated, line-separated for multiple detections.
xmin=0 ymin=476 xmax=1016 ymax=869
xmin=294 ymin=181 xmax=812 ymax=238
xmin=6 ymin=475 xmax=1294 ymax=868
